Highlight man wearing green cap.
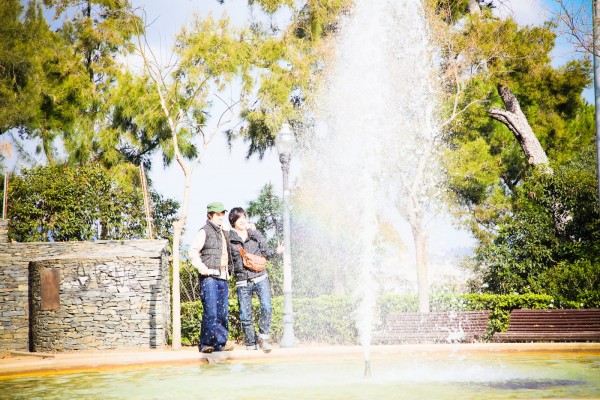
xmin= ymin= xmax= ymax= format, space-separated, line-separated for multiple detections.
xmin=189 ymin=201 xmax=234 ymax=353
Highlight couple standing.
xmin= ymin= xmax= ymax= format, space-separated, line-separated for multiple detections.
xmin=188 ymin=202 xmax=282 ymax=354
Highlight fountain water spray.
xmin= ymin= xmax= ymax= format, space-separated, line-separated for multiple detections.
xmin=364 ymin=359 xmax=372 ymax=378
xmin=293 ymin=0 xmax=438 ymax=373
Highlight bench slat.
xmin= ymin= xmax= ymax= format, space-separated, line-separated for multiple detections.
xmin=493 ymin=309 xmax=600 ymax=342
xmin=495 ymin=332 xmax=600 ymax=342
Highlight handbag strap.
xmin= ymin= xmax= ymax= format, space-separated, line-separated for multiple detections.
xmin=238 ymin=245 xmax=247 ymax=258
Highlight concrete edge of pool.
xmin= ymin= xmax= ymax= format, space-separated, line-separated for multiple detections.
xmin=1 ymin=342 xmax=599 ymax=378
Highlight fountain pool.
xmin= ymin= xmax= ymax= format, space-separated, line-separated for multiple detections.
xmin=2 ymin=348 xmax=599 ymax=399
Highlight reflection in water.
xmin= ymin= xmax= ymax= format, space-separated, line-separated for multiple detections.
xmin=481 ymin=379 xmax=585 ymax=390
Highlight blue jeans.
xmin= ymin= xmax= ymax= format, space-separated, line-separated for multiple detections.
xmin=199 ymin=277 xmax=229 ymax=350
xmin=237 ymin=276 xmax=272 ymax=346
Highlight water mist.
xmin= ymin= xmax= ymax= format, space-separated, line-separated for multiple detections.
xmin=292 ymin=0 xmax=438 ymax=375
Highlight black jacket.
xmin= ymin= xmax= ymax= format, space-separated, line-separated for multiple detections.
xmin=229 ymin=229 xmax=276 ymax=283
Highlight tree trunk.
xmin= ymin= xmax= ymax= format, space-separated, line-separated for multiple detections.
xmin=171 ymin=218 xmax=183 ymax=350
xmin=171 ymin=166 xmax=192 ymax=350
xmin=468 ymin=0 xmax=481 ymax=15
xmin=488 ymin=84 xmax=552 ymax=173
xmin=402 ymin=142 xmax=433 ymax=313
xmin=412 ymin=221 xmax=430 ymax=313
xmin=488 ymin=84 xmax=575 ymax=232
xmin=333 ymin=264 xmax=345 ymax=296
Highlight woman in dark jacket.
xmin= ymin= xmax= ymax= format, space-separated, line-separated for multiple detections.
xmin=229 ymin=207 xmax=282 ymax=353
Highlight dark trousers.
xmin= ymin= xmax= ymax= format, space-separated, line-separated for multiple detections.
xmin=199 ymin=277 xmax=229 ymax=350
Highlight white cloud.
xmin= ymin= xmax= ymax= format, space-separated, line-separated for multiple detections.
xmin=494 ymin=0 xmax=548 ymax=26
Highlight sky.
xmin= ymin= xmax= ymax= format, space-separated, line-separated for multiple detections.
xmin=134 ymin=0 xmax=569 ymax=250
xmin=130 ymin=0 xmax=286 ymax=245
xmin=5 ymin=0 xmax=590 ymax=253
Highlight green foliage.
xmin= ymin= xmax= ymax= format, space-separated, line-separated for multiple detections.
xmin=99 ymin=71 xmax=173 ymax=169
xmin=137 ymin=14 xmax=253 ymax=169
xmin=180 ymin=293 xmax=560 ymax=345
xmin=247 ymin=0 xmax=351 ymax=41
xmin=431 ymin=7 xmax=597 ymax=308
xmin=182 ymin=295 xmax=358 ymax=345
xmin=181 ymin=297 xmax=245 ymax=345
xmin=250 ymin=0 xmax=295 ymax=14
xmin=377 ymin=293 xmax=554 ymax=337
xmin=180 ymin=258 xmax=200 ymax=303
xmin=473 ymin=146 xmax=600 ymax=304
xmin=541 ymin=260 xmax=600 ymax=308
xmin=429 ymin=0 xmax=494 ymax=24
xmin=457 ymin=292 xmax=549 ymax=335
xmin=0 ymin=0 xmax=68 ymax=143
xmin=246 ymin=183 xmax=283 ymax=238
xmin=150 ymin=191 xmax=179 ymax=242
xmin=230 ymin=0 xmax=352 ymax=158
xmin=286 ymin=296 xmax=359 ymax=344
xmin=378 ymin=292 xmax=557 ymax=338
xmin=181 ymin=301 xmax=203 ymax=345
xmin=237 ymin=34 xmax=315 ymax=157
xmin=445 ymin=137 xmax=501 ymax=206
xmin=293 ymin=0 xmax=352 ymax=41
xmin=436 ymin=10 xmax=594 ymax=245
xmin=246 ymin=183 xmax=284 ymax=295
xmin=6 ymin=163 xmax=174 ymax=241
xmin=0 ymin=0 xmax=155 ymax=169
xmin=45 ymin=0 xmax=140 ymax=78
xmin=51 ymin=0 xmax=147 ymax=167
xmin=377 ymin=294 xmax=420 ymax=316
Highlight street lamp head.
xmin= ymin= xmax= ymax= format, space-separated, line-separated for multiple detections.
xmin=276 ymin=123 xmax=294 ymax=156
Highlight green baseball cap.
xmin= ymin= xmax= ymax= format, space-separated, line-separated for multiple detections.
xmin=207 ymin=202 xmax=226 ymax=213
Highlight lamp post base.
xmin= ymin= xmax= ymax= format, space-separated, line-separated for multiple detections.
xmin=280 ymin=331 xmax=296 ymax=348
xmin=280 ymin=291 xmax=296 ymax=348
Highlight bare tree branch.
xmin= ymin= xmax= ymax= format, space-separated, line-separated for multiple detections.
xmin=554 ymin=0 xmax=595 ymax=56
xmin=488 ymin=84 xmax=552 ymax=172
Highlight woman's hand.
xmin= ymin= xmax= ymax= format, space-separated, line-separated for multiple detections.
xmin=276 ymin=241 xmax=284 ymax=254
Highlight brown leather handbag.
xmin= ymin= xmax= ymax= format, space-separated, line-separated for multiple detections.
xmin=238 ymin=246 xmax=267 ymax=272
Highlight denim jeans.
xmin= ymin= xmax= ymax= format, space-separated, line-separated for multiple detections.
xmin=237 ymin=276 xmax=272 ymax=346
xmin=199 ymin=277 xmax=229 ymax=350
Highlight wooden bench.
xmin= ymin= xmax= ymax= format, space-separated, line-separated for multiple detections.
xmin=493 ymin=309 xmax=600 ymax=342
xmin=372 ymin=310 xmax=491 ymax=344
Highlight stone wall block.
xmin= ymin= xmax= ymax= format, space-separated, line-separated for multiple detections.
xmin=1 ymin=239 xmax=168 ymax=352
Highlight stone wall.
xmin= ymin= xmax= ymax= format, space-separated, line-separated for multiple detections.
xmin=0 ymin=240 xmax=170 ymax=352
xmin=0 ymin=220 xmax=8 ymax=243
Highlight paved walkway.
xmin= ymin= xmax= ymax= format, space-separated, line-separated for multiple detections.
xmin=1 ymin=342 xmax=599 ymax=378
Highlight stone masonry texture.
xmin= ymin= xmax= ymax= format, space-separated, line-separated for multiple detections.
xmin=0 ymin=240 xmax=170 ymax=352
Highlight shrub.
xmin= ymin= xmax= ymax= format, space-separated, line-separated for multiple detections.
xmin=181 ymin=293 xmax=568 ymax=345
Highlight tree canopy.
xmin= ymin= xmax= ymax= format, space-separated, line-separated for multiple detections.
xmin=7 ymin=163 xmax=178 ymax=242
xmin=1 ymin=0 xmax=598 ymax=308
xmin=427 ymin=2 xmax=598 ymax=303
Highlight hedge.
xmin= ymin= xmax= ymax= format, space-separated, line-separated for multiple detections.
xmin=180 ymin=293 xmax=560 ymax=345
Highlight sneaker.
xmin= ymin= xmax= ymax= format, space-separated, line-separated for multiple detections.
xmin=246 ymin=344 xmax=258 ymax=350
xmin=215 ymin=342 xmax=235 ymax=352
xmin=200 ymin=346 xmax=214 ymax=354
xmin=258 ymin=338 xmax=272 ymax=353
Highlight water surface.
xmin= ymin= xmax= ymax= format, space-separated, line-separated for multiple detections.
xmin=1 ymin=351 xmax=599 ymax=399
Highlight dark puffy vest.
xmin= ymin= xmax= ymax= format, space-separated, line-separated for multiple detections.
xmin=200 ymin=220 xmax=227 ymax=269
